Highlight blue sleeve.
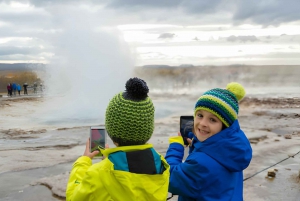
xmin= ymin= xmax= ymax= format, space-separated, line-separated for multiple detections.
xmin=165 ymin=145 xmax=214 ymax=198
xmin=165 ymin=143 xmax=185 ymax=170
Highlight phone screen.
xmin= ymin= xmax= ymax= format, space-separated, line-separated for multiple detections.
xmin=180 ymin=116 xmax=194 ymax=145
xmin=90 ymin=127 xmax=106 ymax=157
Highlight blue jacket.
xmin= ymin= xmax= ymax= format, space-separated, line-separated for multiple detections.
xmin=12 ymin=83 xmax=17 ymax=90
xmin=165 ymin=120 xmax=252 ymax=201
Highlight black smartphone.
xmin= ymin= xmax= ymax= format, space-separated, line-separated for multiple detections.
xmin=90 ymin=126 xmax=106 ymax=157
xmin=180 ymin=116 xmax=194 ymax=145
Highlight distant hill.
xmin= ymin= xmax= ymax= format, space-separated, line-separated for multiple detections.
xmin=141 ymin=64 xmax=194 ymax=68
xmin=142 ymin=65 xmax=175 ymax=68
xmin=135 ymin=65 xmax=300 ymax=91
xmin=0 ymin=63 xmax=46 ymax=71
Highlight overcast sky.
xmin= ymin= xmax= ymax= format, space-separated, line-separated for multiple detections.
xmin=1 ymin=0 xmax=300 ymax=66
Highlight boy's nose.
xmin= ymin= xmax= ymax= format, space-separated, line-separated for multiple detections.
xmin=199 ymin=119 xmax=208 ymax=127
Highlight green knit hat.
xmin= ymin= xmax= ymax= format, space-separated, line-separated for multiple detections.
xmin=105 ymin=77 xmax=155 ymax=146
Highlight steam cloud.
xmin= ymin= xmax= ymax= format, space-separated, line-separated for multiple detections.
xmin=33 ymin=5 xmax=134 ymax=127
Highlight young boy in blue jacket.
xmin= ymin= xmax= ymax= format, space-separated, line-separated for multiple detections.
xmin=165 ymin=82 xmax=252 ymax=201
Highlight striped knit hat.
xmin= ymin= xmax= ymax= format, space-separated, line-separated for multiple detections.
xmin=105 ymin=77 xmax=155 ymax=146
xmin=194 ymin=82 xmax=245 ymax=127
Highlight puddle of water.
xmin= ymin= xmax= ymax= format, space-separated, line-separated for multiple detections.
xmin=271 ymin=128 xmax=290 ymax=135
xmin=0 ymin=162 xmax=72 ymax=200
xmin=1 ymin=185 xmax=63 ymax=201
xmin=271 ymin=128 xmax=288 ymax=135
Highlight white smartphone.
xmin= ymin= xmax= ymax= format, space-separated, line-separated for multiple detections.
xmin=90 ymin=126 xmax=106 ymax=157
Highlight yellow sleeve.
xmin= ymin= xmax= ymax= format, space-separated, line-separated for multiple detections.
xmin=66 ymin=156 xmax=92 ymax=200
xmin=169 ymin=136 xmax=184 ymax=146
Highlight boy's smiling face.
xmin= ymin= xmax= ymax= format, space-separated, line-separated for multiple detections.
xmin=194 ymin=110 xmax=223 ymax=142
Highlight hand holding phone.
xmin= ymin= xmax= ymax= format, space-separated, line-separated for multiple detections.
xmin=83 ymin=139 xmax=100 ymax=159
xmin=180 ymin=116 xmax=194 ymax=145
xmin=90 ymin=126 xmax=106 ymax=157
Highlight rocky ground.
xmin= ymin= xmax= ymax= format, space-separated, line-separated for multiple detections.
xmin=0 ymin=95 xmax=299 ymax=201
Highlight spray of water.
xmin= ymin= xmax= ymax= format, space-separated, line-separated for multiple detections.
xmin=32 ymin=5 xmax=134 ymax=127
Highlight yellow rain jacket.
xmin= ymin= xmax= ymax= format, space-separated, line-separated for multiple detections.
xmin=66 ymin=144 xmax=170 ymax=201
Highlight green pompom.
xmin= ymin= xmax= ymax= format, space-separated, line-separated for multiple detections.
xmin=226 ymin=82 xmax=245 ymax=101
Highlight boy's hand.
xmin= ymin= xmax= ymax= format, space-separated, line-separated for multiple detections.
xmin=177 ymin=132 xmax=192 ymax=146
xmin=186 ymin=138 xmax=192 ymax=145
xmin=83 ymin=138 xmax=99 ymax=159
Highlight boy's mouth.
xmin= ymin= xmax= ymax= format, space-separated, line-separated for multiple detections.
xmin=198 ymin=129 xmax=209 ymax=135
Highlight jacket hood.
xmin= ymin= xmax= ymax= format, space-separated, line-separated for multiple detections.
xmin=100 ymin=144 xmax=170 ymax=201
xmin=193 ymin=120 xmax=252 ymax=172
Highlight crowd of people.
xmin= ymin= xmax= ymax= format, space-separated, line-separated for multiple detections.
xmin=6 ymin=82 xmax=43 ymax=97
xmin=66 ymin=77 xmax=253 ymax=201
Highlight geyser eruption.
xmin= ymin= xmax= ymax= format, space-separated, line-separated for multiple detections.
xmin=33 ymin=7 xmax=134 ymax=128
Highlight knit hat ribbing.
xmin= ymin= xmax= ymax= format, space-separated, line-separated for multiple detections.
xmin=105 ymin=77 xmax=155 ymax=146
xmin=194 ymin=82 xmax=245 ymax=127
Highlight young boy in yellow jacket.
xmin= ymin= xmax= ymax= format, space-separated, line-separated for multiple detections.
xmin=66 ymin=77 xmax=170 ymax=201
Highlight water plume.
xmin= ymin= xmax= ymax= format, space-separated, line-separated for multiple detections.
xmin=32 ymin=6 xmax=134 ymax=128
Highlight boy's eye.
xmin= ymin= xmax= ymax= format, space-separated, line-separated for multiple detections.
xmin=197 ymin=114 xmax=203 ymax=118
xmin=210 ymin=118 xmax=217 ymax=122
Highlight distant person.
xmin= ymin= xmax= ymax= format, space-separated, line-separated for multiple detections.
xmin=17 ymin=84 xmax=21 ymax=96
xmin=66 ymin=77 xmax=170 ymax=201
xmin=12 ymin=83 xmax=17 ymax=96
xmin=40 ymin=83 xmax=43 ymax=92
xmin=33 ymin=82 xmax=38 ymax=94
xmin=7 ymin=83 xmax=11 ymax=97
xmin=165 ymin=82 xmax=252 ymax=201
xmin=23 ymin=83 xmax=28 ymax=95
xmin=9 ymin=83 xmax=13 ymax=96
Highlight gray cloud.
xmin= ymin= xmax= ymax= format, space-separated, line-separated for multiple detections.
xmin=158 ymin=33 xmax=175 ymax=39
xmin=1 ymin=0 xmax=299 ymax=27
xmin=105 ymin=0 xmax=229 ymax=25
xmin=0 ymin=46 xmax=41 ymax=56
xmin=4 ymin=0 xmax=90 ymax=7
xmin=107 ymin=0 xmax=222 ymax=13
xmin=227 ymin=35 xmax=259 ymax=43
xmin=233 ymin=0 xmax=300 ymax=25
xmin=0 ymin=54 xmax=45 ymax=62
xmin=0 ymin=0 xmax=300 ymax=65
xmin=105 ymin=0 xmax=300 ymax=25
xmin=179 ymin=0 xmax=225 ymax=14
xmin=107 ymin=0 xmax=181 ymax=9
xmin=0 ymin=10 xmax=50 ymax=24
